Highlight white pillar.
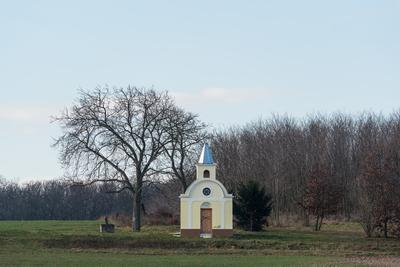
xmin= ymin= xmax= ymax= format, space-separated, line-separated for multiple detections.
xmin=221 ymin=199 xmax=225 ymax=229
xmin=188 ymin=200 xmax=192 ymax=228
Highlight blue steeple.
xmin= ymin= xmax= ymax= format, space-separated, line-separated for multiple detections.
xmin=198 ymin=143 xmax=214 ymax=164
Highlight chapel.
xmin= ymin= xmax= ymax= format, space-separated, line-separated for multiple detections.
xmin=180 ymin=144 xmax=233 ymax=237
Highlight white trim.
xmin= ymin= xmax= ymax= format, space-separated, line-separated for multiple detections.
xmin=180 ymin=179 xmax=233 ymax=198
xmin=196 ymin=163 xmax=217 ymax=167
xmin=201 ymin=202 xmax=211 ymax=208
xmin=184 ymin=197 xmax=231 ymax=202
xmin=181 ymin=195 xmax=234 ymax=200
xmin=221 ymin=200 xmax=225 ymax=229
xmin=188 ymin=199 xmax=192 ymax=228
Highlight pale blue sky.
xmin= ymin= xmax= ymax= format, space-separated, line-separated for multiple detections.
xmin=0 ymin=0 xmax=399 ymax=181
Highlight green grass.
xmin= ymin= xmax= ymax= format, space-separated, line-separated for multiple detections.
xmin=0 ymin=220 xmax=398 ymax=266
xmin=0 ymin=252 xmax=350 ymax=267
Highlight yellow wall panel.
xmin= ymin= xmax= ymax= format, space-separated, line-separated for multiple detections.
xmin=224 ymin=200 xmax=233 ymax=229
xmin=211 ymin=201 xmax=221 ymax=228
xmin=191 ymin=201 xmax=201 ymax=229
xmin=180 ymin=200 xmax=188 ymax=228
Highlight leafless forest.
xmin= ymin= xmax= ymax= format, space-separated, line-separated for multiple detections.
xmin=2 ymin=108 xmax=400 ymax=237
xmin=212 ymin=113 xmax=400 ymax=236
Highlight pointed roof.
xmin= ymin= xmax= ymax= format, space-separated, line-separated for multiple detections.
xmin=198 ymin=143 xmax=214 ymax=164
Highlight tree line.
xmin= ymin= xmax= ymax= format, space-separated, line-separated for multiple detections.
xmin=0 ymin=179 xmax=132 ymax=220
xmin=3 ymin=86 xmax=400 ymax=238
xmin=212 ymin=112 xmax=400 ymax=237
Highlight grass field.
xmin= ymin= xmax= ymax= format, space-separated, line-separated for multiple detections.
xmin=0 ymin=220 xmax=399 ymax=266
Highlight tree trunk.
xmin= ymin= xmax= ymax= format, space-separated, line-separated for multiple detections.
xmin=181 ymin=178 xmax=188 ymax=193
xmin=315 ymin=215 xmax=319 ymax=231
xmin=302 ymin=209 xmax=310 ymax=227
xmin=384 ymin=219 xmax=388 ymax=238
xmin=132 ymin=192 xmax=142 ymax=231
xmin=318 ymin=213 xmax=324 ymax=231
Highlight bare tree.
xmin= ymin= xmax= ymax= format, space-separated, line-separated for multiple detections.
xmin=53 ymin=86 xmax=177 ymax=231
xmin=300 ymin=166 xmax=343 ymax=231
xmin=164 ymin=107 xmax=207 ymax=191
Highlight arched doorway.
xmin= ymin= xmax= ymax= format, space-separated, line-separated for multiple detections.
xmin=200 ymin=202 xmax=212 ymax=235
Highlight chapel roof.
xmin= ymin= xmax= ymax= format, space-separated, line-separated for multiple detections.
xmin=198 ymin=143 xmax=214 ymax=164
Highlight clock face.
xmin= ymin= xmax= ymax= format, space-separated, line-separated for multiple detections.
xmin=203 ymin=187 xmax=211 ymax=196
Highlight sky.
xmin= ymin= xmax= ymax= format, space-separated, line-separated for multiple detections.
xmin=0 ymin=0 xmax=399 ymax=182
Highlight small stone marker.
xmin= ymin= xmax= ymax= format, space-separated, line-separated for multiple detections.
xmin=100 ymin=224 xmax=115 ymax=233
xmin=100 ymin=216 xmax=115 ymax=233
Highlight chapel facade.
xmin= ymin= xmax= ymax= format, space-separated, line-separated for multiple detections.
xmin=180 ymin=144 xmax=233 ymax=237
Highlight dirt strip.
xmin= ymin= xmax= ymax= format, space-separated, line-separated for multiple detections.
xmin=349 ymin=256 xmax=400 ymax=267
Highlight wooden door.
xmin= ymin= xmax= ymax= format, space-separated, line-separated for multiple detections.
xmin=201 ymin=208 xmax=212 ymax=234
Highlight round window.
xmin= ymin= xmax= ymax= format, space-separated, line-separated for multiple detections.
xmin=203 ymin=187 xmax=211 ymax=196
